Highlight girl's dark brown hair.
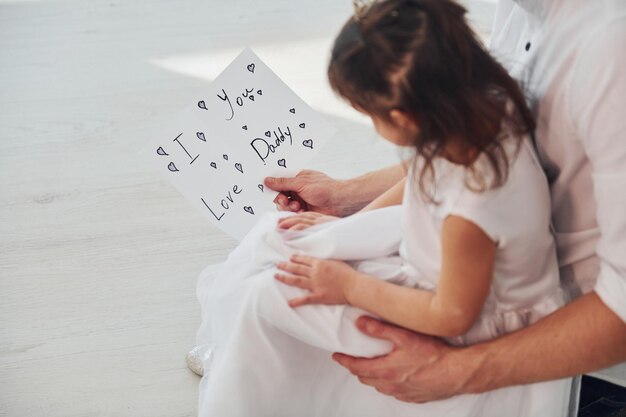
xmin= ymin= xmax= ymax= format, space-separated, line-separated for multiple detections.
xmin=328 ymin=0 xmax=535 ymax=198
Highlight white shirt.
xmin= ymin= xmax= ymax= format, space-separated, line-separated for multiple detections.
xmin=490 ymin=0 xmax=626 ymax=386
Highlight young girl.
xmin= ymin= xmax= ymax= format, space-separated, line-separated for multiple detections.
xmin=196 ymin=0 xmax=573 ymax=416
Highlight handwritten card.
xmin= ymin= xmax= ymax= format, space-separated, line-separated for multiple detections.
xmin=142 ymin=48 xmax=336 ymax=239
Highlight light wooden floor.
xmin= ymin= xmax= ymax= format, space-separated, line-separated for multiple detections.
xmin=0 ymin=1 xmax=494 ymax=415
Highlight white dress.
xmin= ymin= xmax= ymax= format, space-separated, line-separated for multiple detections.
xmin=195 ymin=136 xmax=574 ymax=417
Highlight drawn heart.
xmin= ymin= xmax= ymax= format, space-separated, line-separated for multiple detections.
xmin=167 ymin=162 xmax=179 ymax=172
xmin=302 ymin=139 xmax=313 ymax=149
xmin=299 ymin=123 xmax=305 ymax=129
xmin=257 ymin=90 xmax=263 ymax=95
xmin=247 ymin=63 xmax=255 ymax=73
xmin=235 ymin=163 xmax=244 ymax=173
xmin=156 ymin=146 xmax=168 ymax=156
xmin=198 ymin=100 xmax=207 ymax=110
xmin=278 ymin=159 xmax=286 ymax=168
xmin=196 ymin=132 xmax=206 ymax=141
xmin=249 ymin=95 xmax=255 ymax=101
xmin=289 ymin=108 xmax=296 ymax=114
xmin=242 ymin=125 xmax=248 ymax=130
xmin=258 ymin=184 xmax=264 ymax=192
xmin=223 ymin=154 xmax=229 ymax=160
xmin=243 ymin=206 xmax=255 ymax=215
xmin=265 ymin=131 xmax=271 ymax=137
xmin=210 ymin=162 xmax=217 ymax=169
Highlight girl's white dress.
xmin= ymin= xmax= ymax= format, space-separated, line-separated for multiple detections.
xmin=195 ymin=137 xmax=575 ymax=417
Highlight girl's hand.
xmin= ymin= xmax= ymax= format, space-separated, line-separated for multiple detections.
xmin=277 ymin=212 xmax=339 ymax=231
xmin=275 ymin=254 xmax=358 ymax=307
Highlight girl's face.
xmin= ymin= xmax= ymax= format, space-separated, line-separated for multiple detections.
xmin=369 ymin=110 xmax=418 ymax=147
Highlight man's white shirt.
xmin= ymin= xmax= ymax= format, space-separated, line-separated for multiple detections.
xmin=490 ymin=0 xmax=626 ymax=387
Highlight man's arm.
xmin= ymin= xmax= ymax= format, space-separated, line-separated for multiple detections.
xmin=333 ymin=293 xmax=626 ymax=402
xmin=264 ymin=164 xmax=406 ymax=217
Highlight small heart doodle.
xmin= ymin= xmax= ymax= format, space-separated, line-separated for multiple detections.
xmin=235 ymin=163 xmax=244 ymax=173
xmin=243 ymin=206 xmax=255 ymax=215
xmin=223 ymin=154 xmax=229 ymax=161
xmin=299 ymin=123 xmax=305 ymax=129
xmin=265 ymin=131 xmax=271 ymax=137
xmin=249 ymin=95 xmax=255 ymax=101
xmin=198 ymin=101 xmax=207 ymax=110
xmin=289 ymin=108 xmax=296 ymax=114
xmin=247 ymin=63 xmax=255 ymax=73
xmin=278 ymin=159 xmax=287 ymax=168
xmin=258 ymin=184 xmax=264 ymax=192
xmin=210 ymin=162 xmax=217 ymax=169
xmin=302 ymin=139 xmax=313 ymax=149
xmin=196 ymin=132 xmax=206 ymax=141
xmin=242 ymin=125 xmax=248 ymax=130
xmin=156 ymin=147 xmax=168 ymax=156
xmin=257 ymin=90 xmax=263 ymax=95
xmin=167 ymin=162 xmax=179 ymax=172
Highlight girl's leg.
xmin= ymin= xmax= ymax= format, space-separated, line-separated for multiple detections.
xmin=198 ymin=269 xmax=393 ymax=417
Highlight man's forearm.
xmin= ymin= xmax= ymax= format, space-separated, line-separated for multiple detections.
xmin=336 ymin=163 xmax=407 ymax=215
xmin=462 ymin=292 xmax=626 ymax=393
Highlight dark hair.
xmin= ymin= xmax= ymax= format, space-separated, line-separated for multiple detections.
xmin=328 ymin=0 xmax=535 ymax=198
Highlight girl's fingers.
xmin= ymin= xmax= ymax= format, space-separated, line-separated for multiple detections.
xmin=277 ymin=261 xmax=311 ymax=276
xmin=287 ymin=295 xmax=316 ymax=308
xmin=274 ymin=273 xmax=311 ymax=289
xmin=290 ymin=254 xmax=315 ymax=266
xmin=278 ymin=216 xmax=314 ymax=229
xmin=291 ymin=223 xmax=314 ymax=231
xmin=278 ymin=212 xmax=319 ymax=224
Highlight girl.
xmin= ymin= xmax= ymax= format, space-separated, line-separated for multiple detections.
xmin=196 ymin=0 xmax=573 ymax=416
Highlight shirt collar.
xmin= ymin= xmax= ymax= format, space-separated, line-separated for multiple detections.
xmin=512 ymin=0 xmax=559 ymax=21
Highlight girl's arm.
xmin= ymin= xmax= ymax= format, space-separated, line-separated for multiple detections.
xmin=276 ymin=215 xmax=496 ymax=337
xmin=358 ymin=177 xmax=406 ymax=213
xmin=346 ymin=216 xmax=496 ymax=336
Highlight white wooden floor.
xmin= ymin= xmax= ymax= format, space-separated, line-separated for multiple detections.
xmin=0 ymin=1 xmax=494 ymax=416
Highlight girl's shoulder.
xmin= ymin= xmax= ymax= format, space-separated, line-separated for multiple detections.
xmin=409 ymin=135 xmax=551 ymax=245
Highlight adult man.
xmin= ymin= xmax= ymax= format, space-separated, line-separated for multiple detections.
xmin=265 ymin=0 xmax=626 ymax=414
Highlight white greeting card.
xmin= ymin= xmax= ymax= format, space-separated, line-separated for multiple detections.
xmin=142 ymin=48 xmax=336 ymax=239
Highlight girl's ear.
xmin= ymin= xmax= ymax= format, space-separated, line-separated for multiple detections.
xmin=389 ymin=109 xmax=419 ymax=133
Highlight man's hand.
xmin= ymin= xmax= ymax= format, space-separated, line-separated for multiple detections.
xmin=265 ymin=164 xmax=408 ymax=217
xmin=265 ymin=170 xmax=347 ymax=216
xmin=332 ymin=316 xmax=479 ymax=403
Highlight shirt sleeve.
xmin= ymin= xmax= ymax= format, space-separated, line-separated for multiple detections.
xmin=438 ymin=140 xmax=551 ymax=248
xmin=569 ymin=20 xmax=626 ymax=322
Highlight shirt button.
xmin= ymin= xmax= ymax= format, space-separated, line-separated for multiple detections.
xmin=525 ymin=42 xmax=532 ymax=51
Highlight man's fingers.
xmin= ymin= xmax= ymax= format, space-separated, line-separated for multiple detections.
xmin=355 ymin=316 xmax=413 ymax=346
xmin=265 ymin=176 xmax=301 ymax=193
xmin=272 ymin=191 xmax=304 ymax=213
xmin=273 ymin=193 xmax=291 ymax=210
xmin=358 ymin=377 xmax=396 ymax=395
xmin=274 ymin=273 xmax=311 ymax=290
xmin=331 ymin=353 xmax=384 ymax=379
